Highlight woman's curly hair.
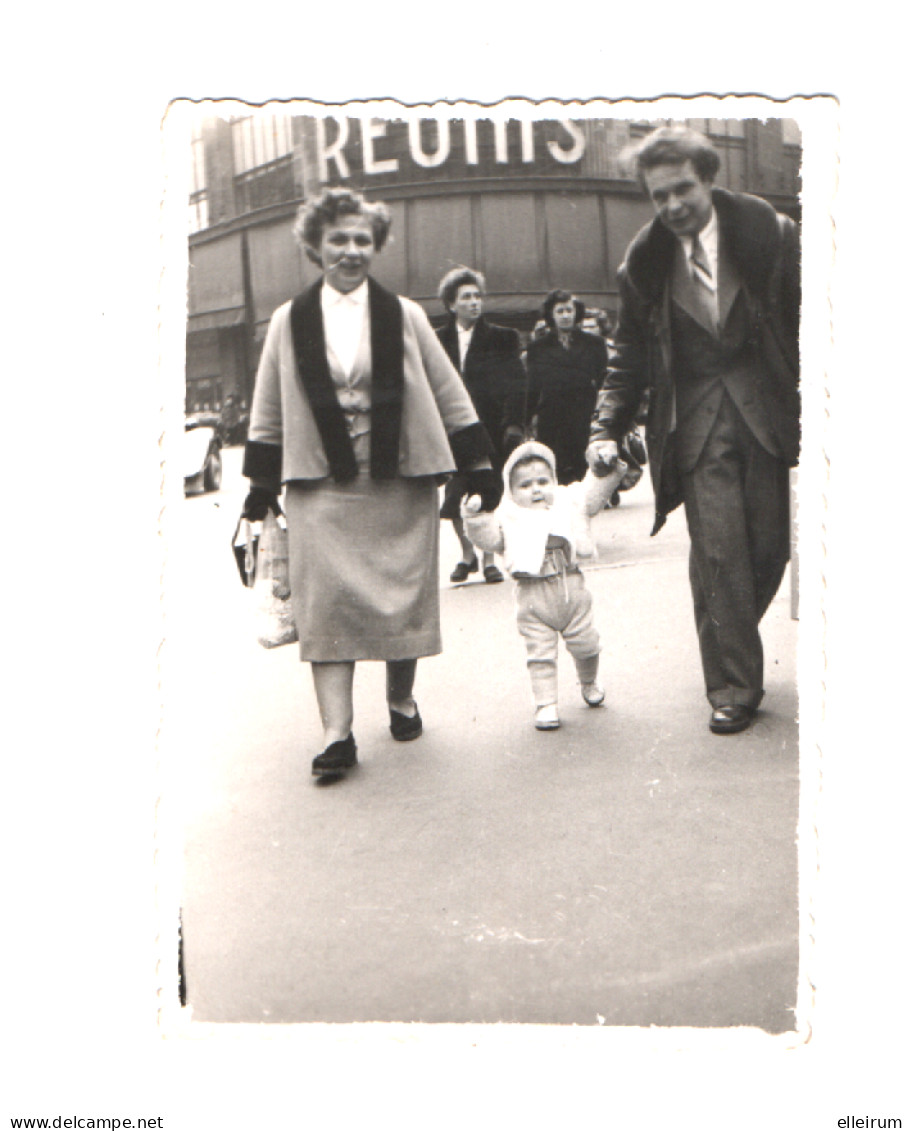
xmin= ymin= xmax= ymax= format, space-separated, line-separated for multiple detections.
xmin=293 ymin=187 xmax=392 ymax=266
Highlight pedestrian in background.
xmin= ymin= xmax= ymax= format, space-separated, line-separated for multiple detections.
xmin=219 ymin=394 xmax=239 ymax=445
xmin=595 ymin=309 xmax=616 ymax=346
xmin=580 ymin=307 xmax=613 ymax=342
xmin=588 ymin=125 xmax=800 ymax=735
xmin=436 ymin=266 xmax=527 ymax=584
xmin=579 ymin=310 xmax=646 ymax=507
xmin=525 ymin=289 xmax=608 ymax=485
xmin=241 ymin=188 xmax=499 ymax=780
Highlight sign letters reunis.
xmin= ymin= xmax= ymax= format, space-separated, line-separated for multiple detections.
xmin=315 ymin=117 xmax=587 ymax=183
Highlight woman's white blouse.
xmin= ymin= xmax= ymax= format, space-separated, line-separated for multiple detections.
xmin=320 ymin=279 xmax=368 ymax=378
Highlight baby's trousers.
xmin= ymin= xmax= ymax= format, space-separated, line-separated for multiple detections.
xmin=515 ymin=571 xmax=600 ymax=706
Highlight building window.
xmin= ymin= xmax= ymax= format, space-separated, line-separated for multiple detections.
xmin=232 ymin=113 xmax=294 ymax=171
xmin=627 ymin=119 xmax=667 ymax=140
xmin=705 ymin=118 xmax=746 ymax=138
xmin=231 ymin=113 xmax=295 ymax=213
xmin=189 ymin=123 xmax=209 ymax=233
xmin=189 ymin=194 xmax=209 ymax=233
xmin=186 ymin=376 xmax=222 ymax=414
xmin=781 ymin=118 xmax=801 ymax=146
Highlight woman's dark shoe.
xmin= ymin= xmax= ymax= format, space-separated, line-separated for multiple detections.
xmin=312 ymin=733 xmax=358 ymax=777
xmin=450 ymin=556 xmax=479 ymax=583
xmin=389 ymin=703 xmax=423 ymax=741
xmin=483 ymin=564 xmax=504 ymax=583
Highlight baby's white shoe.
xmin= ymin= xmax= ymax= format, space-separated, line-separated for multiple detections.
xmin=580 ymin=680 xmax=605 ymax=707
xmin=534 ymin=703 xmax=560 ymax=730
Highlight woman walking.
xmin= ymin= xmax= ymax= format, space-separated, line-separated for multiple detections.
xmin=241 ymin=188 xmax=499 ymax=780
xmin=435 ymin=266 xmax=526 ymax=583
xmin=525 ymin=289 xmax=608 ymax=485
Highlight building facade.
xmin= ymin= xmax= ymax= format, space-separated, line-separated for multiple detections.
xmin=185 ymin=110 xmax=801 ymax=414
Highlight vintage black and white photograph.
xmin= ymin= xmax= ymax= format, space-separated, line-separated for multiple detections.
xmin=8 ymin=0 xmax=912 ymax=1112
xmin=159 ymin=98 xmax=829 ymax=1035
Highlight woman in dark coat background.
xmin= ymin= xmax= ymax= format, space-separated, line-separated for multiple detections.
xmin=525 ymin=289 xmax=608 ymax=485
xmin=436 ymin=266 xmax=527 ymax=583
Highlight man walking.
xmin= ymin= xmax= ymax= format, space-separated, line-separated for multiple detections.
xmin=588 ymin=125 xmax=800 ymax=734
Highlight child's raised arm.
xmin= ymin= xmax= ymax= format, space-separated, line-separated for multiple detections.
xmin=460 ymin=495 xmax=506 ymax=554
xmin=581 ymin=458 xmax=628 ymax=516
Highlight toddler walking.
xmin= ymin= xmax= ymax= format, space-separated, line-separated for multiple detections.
xmin=462 ymin=440 xmax=625 ymax=730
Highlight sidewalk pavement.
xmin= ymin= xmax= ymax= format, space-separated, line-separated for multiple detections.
xmin=171 ymin=451 xmax=799 ymax=1030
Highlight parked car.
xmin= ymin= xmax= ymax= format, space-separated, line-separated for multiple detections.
xmin=184 ymin=415 xmax=223 ymax=494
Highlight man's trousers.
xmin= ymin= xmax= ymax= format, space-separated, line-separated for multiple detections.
xmin=679 ymin=392 xmax=791 ymax=709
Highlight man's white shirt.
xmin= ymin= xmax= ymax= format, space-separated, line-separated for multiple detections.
xmin=456 ymin=323 xmax=475 ymax=371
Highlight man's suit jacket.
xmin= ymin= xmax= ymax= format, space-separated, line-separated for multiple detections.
xmin=667 ymin=235 xmax=788 ymax=475
xmin=590 ymin=187 xmax=800 ymax=534
xmin=437 ymin=316 xmax=527 ymax=462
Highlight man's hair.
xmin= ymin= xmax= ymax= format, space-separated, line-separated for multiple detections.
xmin=438 ymin=266 xmax=486 ymax=310
xmin=623 ymin=125 xmax=721 ymax=190
xmin=293 ymin=187 xmax=392 ymax=266
xmin=509 ymin=453 xmax=555 ymax=491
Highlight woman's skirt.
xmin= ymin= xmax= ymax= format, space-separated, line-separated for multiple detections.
xmin=285 ymin=474 xmax=442 ymax=662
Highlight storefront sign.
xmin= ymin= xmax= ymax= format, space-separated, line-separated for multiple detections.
xmin=315 ymin=117 xmax=587 ymax=183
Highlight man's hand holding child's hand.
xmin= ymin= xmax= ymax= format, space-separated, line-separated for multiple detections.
xmin=586 ymin=440 xmax=620 ymax=477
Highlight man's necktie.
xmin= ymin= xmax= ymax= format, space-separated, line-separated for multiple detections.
xmin=690 ymin=235 xmax=715 ymax=292
xmin=689 ymin=233 xmax=719 ymax=332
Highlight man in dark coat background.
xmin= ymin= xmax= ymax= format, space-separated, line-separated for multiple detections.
xmin=588 ymin=125 xmax=800 ymax=735
xmin=437 ymin=266 xmax=527 ymax=584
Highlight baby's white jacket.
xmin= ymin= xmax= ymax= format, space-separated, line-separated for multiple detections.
xmin=462 ymin=440 xmax=626 ymax=579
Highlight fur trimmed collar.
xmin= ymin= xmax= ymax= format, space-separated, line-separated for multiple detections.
xmin=437 ymin=315 xmax=496 ymax=364
xmin=622 ymin=188 xmax=784 ymax=303
xmin=290 ymin=276 xmax=404 ymax=482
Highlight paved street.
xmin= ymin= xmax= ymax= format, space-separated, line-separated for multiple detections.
xmin=168 ymin=446 xmax=798 ymax=1030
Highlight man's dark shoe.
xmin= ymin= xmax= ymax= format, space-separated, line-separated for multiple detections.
xmin=450 ymin=556 xmax=479 ymax=583
xmin=389 ymin=704 xmax=423 ymax=741
xmin=312 ymin=733 xmax=358 ymax=777
xmin=709 ymin=705 xmax=755 ymax=735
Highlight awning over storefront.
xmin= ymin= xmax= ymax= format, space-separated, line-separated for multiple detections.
xmin=187 ymin=186 xmax=654 ymax=335
xmin=187 ymin=307 xmax=247 ymax=333
xmin=403 ymin=190 xmax=654 ymax=319
xmin=187 ymin=233 xmax=246 ymax=332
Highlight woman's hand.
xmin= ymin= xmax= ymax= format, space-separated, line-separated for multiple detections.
xmin=242 ymin=486 xmax=279 ymax=521
xmin=463 ymin=468 xmax=502 ymax=512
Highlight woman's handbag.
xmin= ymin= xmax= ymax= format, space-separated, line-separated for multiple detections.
xmin=253 ymin=509 xmax=298 ymax=648
xmin=232 ymin=507 xmax=298 ymax=648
